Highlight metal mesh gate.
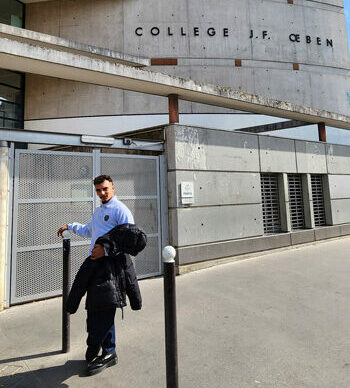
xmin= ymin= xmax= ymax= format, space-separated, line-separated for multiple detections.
xmin=12 ymin=150 xmax=93 ymax=304
xmin=260 ymin=174 xmax=281 ymax=234
xmin=100 ymin=154 xmax=161 ymax=278
xmin=288 ymin=174 xmax=305 ymax=230
xmin=311 ymin=174 xmax=326 ymax=226
xmin=11 ymin=150 xmax=162 ymax=304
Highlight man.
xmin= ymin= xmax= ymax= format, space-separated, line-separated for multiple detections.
xmin=57 ymin=174 xmax=134 ymax=374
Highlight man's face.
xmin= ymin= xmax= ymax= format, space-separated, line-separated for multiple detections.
xmin=95 ymin=180 xmax=115 ymax=203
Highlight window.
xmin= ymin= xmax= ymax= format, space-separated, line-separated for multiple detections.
xmin=0 ymin=0 xmax=24 ymax=27
xmin=0 ymin=1 xmax=25 ymax=129
xmin=0 ymin=70 xmax=24 ymax=129
xmin=288 ymin=174 xmax=305 ymax=229
xmin=311 ymin=175 xmax=326 ymax=226
xmin=261 ymin=174 xmax=281 ymax=234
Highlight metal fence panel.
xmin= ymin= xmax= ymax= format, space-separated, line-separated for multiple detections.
xmin=11 ymin=150 xmax=93 ymax=304
xmin=101 ymin=154 xmax=162 ymax=277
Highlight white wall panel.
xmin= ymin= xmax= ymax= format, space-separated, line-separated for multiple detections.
xmin=259 ymin=136 xmax=297 ymax=173
xmin=295 ymin=141 xmax=327 ymax=173
xmin=167 ymin=126 xmax=260 ymax=172
xmin=326 ymin=144 xmax=350 ymax=174
xmin=328 ymin=175 xmax=350 ymax=199
xmin=330 ymin=199 xmax=350 ymax=224
xmin=170 ymin=204 xmax=263 ymax=246
xmin=167 ymin=171 xmax=261 ymax=208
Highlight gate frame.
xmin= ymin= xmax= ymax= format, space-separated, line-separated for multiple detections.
xmin=2 ymin=129 xmax=166 ymax=307
xmin=4 ymin=143 xmax=14 ymax=309
xmin=11 ymin=148 xmax=94 ymax=304
xmin=99 ymin=151 xmax=164 ymax=278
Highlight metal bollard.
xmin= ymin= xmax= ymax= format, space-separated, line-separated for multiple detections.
xmin=162 ymin=246 xmax=178 ymax=388
xmin=62 ymin=230 xmax=71 ymax=353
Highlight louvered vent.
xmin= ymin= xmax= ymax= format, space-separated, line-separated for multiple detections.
xmin=260 ymin=174 xmax=281 ymax=234
xmin=288 ymin=174 xmax=305 ymax=229
xmin=311 ymin=175 xmax=326 ymax=226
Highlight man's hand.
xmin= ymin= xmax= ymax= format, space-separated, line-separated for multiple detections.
xmin=57 ymin=225 xmax=68 ymax=237
xmin=91 ymin=244 xmax=105 ymax=260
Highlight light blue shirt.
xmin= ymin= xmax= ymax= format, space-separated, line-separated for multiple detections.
xmin=68 ymin=196 xmax=134 ymax=254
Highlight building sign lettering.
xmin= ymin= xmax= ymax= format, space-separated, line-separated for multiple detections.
xmin=135 ymin=26 xmax=334 ymax=47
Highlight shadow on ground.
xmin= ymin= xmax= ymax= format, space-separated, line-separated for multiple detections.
xmin=0 ymin=351 xmax=61 ymax=365
xmin=0 ymin=359 xmax=86 ymax=388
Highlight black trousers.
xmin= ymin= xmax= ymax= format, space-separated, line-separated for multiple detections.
xmin=86 ymin=308 xmax=116 ymax=355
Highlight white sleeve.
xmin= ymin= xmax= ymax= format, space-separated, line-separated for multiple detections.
xmin=68 ymin=221 xmax=92 ymax=238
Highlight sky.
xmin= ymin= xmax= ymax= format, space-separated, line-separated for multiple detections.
xmin=346 ymin=0 xmax=350 ymax=50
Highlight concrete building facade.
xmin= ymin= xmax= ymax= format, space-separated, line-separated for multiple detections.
xmin=20 ymin=0 xmax=350 ymax=135
xmin=161 ymin=124 xmax=350 ymax=268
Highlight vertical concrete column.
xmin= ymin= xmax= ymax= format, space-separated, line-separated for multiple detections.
xmin=278 ymin=173 xmax=291 ymax=232
xmin=322 ymin=175 xmax=333 ymax=225
xmin=0 ymin=141 xmax=9 ymax=311
xmin=302 ymin=174 xmax=315 ymax=228
xmin=168 ymin=94 xmax=179 ymax=124
xmin=318 ymin=123 xmax=326 ymax=142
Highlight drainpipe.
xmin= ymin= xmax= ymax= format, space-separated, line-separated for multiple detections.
xmin=0 ymin=141 xmax=9 ymax=311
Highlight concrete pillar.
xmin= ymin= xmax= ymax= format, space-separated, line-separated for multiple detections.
xmin=0 ymin=141 xmax=9 ymax=311
xmin=168 ymin=94 xmax=179 ymax=124
xmin=322 ymin=175 xmax=333 ymax=225
xmin=302 ymin=174 xmax=315 ymax=228
xmin=318 ymin=123 xmax=326 ymax=142
xmin=278 ymin=173 xmax=291 ymax=232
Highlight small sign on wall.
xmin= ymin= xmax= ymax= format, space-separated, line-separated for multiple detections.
xmin=180 ymin=181 xmax=194 ymax=205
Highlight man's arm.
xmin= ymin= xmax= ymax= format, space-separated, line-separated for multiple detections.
xmin=115 ymin=202 xmax=134 ymax=225
xmin=57 ymin=224 xmax=68 ymax=237
xmin=57 ymin=221 xmax=92 ymax=238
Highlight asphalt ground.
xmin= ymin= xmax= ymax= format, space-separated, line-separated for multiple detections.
xmin=1 ymin=236 xmax=350 ymax=387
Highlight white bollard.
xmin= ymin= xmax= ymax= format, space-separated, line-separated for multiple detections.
xmin=162 ymin=245 xmax=176 ymax=263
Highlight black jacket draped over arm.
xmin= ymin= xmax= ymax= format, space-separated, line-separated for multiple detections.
xmin=67 ymin=223 xmax=146 ymax=313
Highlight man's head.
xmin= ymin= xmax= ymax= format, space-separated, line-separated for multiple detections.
xmin=93 ymin=175 xmax=115 ymax=203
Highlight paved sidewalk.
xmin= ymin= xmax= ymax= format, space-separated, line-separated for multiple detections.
xmin=1 ymin=237 xmax=350 ymax=387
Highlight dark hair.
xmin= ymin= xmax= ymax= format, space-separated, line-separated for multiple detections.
xmin=93 ymin=175 xmax=113 ymax=186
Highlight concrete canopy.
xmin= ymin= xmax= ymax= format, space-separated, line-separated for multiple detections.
xmin=0 ymin=24 xmax=349 ymax=130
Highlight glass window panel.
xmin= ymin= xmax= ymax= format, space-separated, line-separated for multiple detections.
xmin=0 ymin=100 xmax=23 ymax=120
xmin=0 ymin=69 xmax=23 ymax=89
xmin=0 ymin=84 xmax=23 ymax=104
xmin=0 ymin=118 xmax=22 ymax=129
xmin=0 ymin=0 xmax=24 ymax=27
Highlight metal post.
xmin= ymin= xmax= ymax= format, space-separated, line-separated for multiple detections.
xmin=318 ymin=122 xmax=326 ymax=142
xmin=162 ymin=246 xmax=178 ymax=388
xmin=62 ymin=230 xmax=71 ymax=353
xmin=168 ymin=94 xmax=179 ymax=124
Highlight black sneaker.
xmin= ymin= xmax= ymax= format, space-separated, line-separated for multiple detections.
xmin=87 ymin=352 xmax=118 ymax=376
xmin=85 ymin=345 xmax=101 ymax=363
